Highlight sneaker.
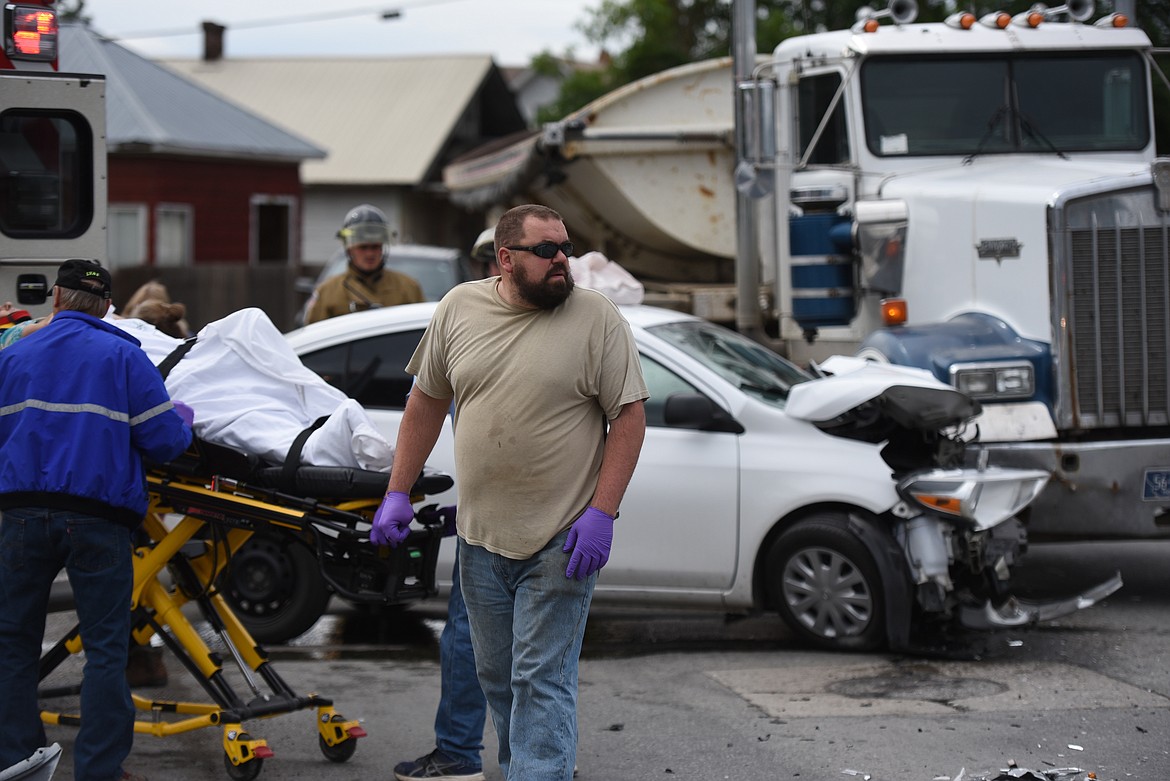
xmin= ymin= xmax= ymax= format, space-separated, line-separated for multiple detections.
xmin=393 ymin=749 xmax=485 ymax=781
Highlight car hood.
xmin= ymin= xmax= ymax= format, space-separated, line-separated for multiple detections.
xmin=787 ymin=355 xmax=980 ymax=434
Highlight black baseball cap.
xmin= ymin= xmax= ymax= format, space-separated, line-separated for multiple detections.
xmin=55 ymin=259 xmax=112 ymax=300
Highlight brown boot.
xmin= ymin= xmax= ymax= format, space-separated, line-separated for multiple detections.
xmin=125 ymin=645 xmax=168 ymax=688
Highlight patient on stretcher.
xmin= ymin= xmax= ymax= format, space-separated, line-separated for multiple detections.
xmin=109 ymin=308 xmax=395 ymax=473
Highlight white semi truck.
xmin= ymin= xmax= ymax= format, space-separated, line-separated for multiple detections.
xmin=444 ymin=1 xmax=1170 ymax=539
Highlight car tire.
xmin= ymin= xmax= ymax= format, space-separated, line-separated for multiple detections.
xmin=219 ymin=531 xmax=332 ymax=644
xmin=766 ymin=513 xmax=886 ymax=652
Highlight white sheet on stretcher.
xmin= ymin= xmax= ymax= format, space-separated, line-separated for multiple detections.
xmin=110 ymin=308 xmax=394 ymax=472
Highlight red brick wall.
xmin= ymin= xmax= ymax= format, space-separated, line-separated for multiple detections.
xmin=109 ymin=155 xmax=302 ymax=264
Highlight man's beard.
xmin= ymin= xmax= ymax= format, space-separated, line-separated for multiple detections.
xmin=514 ymin=261 xmax=574 ymax=310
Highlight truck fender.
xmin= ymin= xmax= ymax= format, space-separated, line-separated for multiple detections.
xmin=857 ymin=313 xmax=1051 ymax=401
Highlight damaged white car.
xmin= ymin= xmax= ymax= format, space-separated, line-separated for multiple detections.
xmin=278 ymin=302 xmax=1121 ymax=651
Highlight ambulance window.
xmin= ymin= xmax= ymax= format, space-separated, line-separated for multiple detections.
xmin=0 ymin=110 xmax=93 ymax=238
xmin=797 ymin=73 xmax=849 ymax=165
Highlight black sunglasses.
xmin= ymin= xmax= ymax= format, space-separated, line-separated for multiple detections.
xmin=505 ymin=241 xmax=574 ymax=260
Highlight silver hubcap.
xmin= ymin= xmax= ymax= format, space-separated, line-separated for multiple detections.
xmin=782 ymin=546 xmax=873 ymax=639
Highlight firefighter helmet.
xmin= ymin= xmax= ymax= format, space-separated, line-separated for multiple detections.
xmin=471 ymin=227 xmax=497 ymax=276
xmin=337 ymin=204 xmax=392 ymax=248
xmin=471 ymin=228 xmax=495 ymax=262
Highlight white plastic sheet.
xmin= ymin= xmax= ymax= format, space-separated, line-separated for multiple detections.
xmin=111 ymin=308 xmax=394 ymax=471
xmin=568 ymin=251 xmax=644 ymax=304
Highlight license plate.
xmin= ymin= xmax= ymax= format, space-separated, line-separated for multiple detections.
xmin=1142 ymin=468 xmax=1170 ymax=500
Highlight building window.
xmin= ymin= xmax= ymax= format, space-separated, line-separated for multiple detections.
xmin=155 ymin=203 xmax=193 ymax=267
xmin=107 ymin=204 xmax=146 ymax=269
xmin=251 ymin=195 xmax=296 ymax=264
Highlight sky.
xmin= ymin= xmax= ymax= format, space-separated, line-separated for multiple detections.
xmin=76 ymin=0 xmax=604 ymax=67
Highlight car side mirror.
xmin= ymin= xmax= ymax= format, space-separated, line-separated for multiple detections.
xmin=662 ymin=393 xmax=745 ymax=434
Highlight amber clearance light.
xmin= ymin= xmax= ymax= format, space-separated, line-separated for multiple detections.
xmin=980 ymin=11 xmax=1012 ymax=28
xmin=1094 ymin=12 xmax=1128 ymax=27
xmin=945 ymin=11 xmax=977 ymax=29
xmin=880 ymin=298 xmax=908 ymax=326
xmin=1012 ymin=7 xmax=1046 ymax=27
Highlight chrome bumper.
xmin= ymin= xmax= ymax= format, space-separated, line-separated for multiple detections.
xmin=958 ymin=571 xmax=1123 ymax=630
xmin=977 ymin=438 xmax=1170 ymax=539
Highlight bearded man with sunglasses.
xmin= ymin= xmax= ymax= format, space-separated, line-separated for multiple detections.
xmin=375 ymin=204 xmax=648 ymax=781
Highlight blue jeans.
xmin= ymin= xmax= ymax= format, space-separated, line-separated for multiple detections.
xmin=434 ymin=545 xmax=486 ymax=768
xmin=0 ymin=509 xmax=135 ymax=781
xmin=458 ymin=532 xmax=594 ymax=781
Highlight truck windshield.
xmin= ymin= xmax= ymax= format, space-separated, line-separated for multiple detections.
xmin=860 ymin=52 xmax=1148 ymax=157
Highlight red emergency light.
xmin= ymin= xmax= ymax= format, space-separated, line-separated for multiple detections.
xmin=5 ymin=4 xmax=58 ymax=64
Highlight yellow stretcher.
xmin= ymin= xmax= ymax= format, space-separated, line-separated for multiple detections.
xmin=36 ymin=439 xmax=448 ymax=780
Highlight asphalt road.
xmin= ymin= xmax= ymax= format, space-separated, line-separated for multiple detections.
xmin=37 ymin=538 xmax=1170 ymax=781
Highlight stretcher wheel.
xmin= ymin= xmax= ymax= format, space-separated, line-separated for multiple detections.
xmin=224 ymin=750 xmax=263 ymax=781
xmin=319 ymin=715 xmax=359 ymax=763
xmin=220 ymin=531 xmax=331 ymax=643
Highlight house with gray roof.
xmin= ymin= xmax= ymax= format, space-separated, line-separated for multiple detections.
xmin=61 ymin=23 xmax=325 ymax=276
xmin=162 ymin=40 xmax=529 ymax=266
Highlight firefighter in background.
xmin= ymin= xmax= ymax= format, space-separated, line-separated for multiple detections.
xmin=470 ymin=227 xmax=498 ymax=279
xmin=304 ymin=204 xmax=424 ymax=324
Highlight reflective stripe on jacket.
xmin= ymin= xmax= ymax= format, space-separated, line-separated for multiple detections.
xmin=0 ymin=311 xmax=192 ymax=527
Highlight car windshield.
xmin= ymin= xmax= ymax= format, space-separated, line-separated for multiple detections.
xmin=647 ymin=320 xmax=813 ymax=407
xmin=315 ymin=247 xmax=464 ymax=302
xmin=385 ymin=255 xmax=460 ymax=301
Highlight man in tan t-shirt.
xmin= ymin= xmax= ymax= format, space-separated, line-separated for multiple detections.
xmin=374 ymin=204 xmax=648 ymax=781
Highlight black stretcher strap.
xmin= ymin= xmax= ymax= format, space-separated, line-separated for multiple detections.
xmin=157 ymin=336 xmax=198 ymax=380
xmin=281 ymin=415 xmax=330 ymax=490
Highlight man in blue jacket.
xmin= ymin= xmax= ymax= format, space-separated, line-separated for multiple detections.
xmin=0 ymin=259 xmax=193 ymax=781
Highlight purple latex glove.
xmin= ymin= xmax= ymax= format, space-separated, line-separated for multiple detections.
xmin=370 ymin=491 xmax=413 ymax=548
xmin=563 ymin=506 xmax=614 ymax=580
xmin=172 ymin=400 xmax=194 ymax=428
xmin=416 ymin=504 xmax=458 ymax=537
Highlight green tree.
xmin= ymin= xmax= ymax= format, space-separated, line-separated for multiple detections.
xmin=538 ymin=0 xmax=797 ymax=123
xmin=56 ymin=0 xmax=91 ymax=24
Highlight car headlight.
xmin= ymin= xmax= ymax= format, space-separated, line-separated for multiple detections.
xmin=949 ymin=361 xmax=1034 ymax=400
xmin=897 ymin=467 xmax=1050 ymax=531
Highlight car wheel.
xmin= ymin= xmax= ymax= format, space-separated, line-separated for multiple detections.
xmin=766 ymin=513 xmax=886 ymax=652
xmin=220 ymin=531 xmax=332 ymax=644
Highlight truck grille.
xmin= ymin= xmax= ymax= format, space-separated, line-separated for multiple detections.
xmin=1058 ymin=183 xmax=1170 ymax=430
